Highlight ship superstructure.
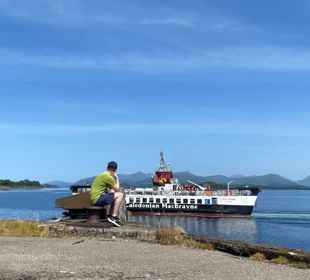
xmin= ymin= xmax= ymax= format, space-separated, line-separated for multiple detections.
xmin=125 ymin=153 xmax=260 ymax=217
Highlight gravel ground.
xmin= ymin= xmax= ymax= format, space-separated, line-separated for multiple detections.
xmin=0 ymin=237 xmax=309 ymax=280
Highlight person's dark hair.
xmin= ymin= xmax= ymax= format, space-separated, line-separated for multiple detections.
xmin=107 ymin=161 xmax=118 ymax=171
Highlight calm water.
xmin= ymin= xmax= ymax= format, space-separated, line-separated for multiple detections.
xmin=0 ymin=188 xmax=310 ymax=251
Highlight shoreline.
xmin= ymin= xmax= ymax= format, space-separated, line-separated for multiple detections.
xmin=0 ymin=235 xmax=310 ymax=280
xmin=46 ymin=220 xmax=310 ymax=268
xmin=0 ymin=186 xmax=47 ymax=191
xmin=1 ymin=219 xmax=310 ymax=269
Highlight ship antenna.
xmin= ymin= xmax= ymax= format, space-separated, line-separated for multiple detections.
xmin=160 ymin=151 xmax=165 ymax=168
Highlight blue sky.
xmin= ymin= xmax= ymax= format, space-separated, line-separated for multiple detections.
xmin=1 ymin=0 xmax=310 ymax=182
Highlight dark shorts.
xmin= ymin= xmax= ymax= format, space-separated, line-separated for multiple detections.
xmin=95 ymin=192 xmax=114 ymax=206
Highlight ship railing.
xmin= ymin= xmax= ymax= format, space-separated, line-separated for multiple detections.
xmin=125 ymin=189 xmax=255 ymax=196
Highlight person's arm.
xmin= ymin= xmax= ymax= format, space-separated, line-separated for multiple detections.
xmin=111 ymin=174 xmax=120 ymax=192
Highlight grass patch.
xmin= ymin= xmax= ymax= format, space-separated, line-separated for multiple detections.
xmin=157 ymin=227 xmax=214 ymax=250
xmin=157 ymin=227 xmax=186 ymax=245
xmin=0 ymin=220 xmax=49 ymax=237
xmin=271 ymin=256 xmax=289 ymax=265
xmin=249 ymin=253 xmax=267 ymax=262
xmin=155 ymin=227 xmax=310 ymax=269
xmin=290 ymin=262 xmax=310 ymax=269
xmin=184 ymin=239 xmax=214 ymax=250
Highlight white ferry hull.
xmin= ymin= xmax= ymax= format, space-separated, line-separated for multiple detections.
xmin=126 ymin=195 xmax=258 ymax=217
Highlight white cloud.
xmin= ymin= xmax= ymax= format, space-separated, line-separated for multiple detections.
xmin=0 ymin=123 xmax=145 ymax=134
xmin=1 ymin=46 xmax=310 ymax=73
xmin=0 ymin=0 xmax=61 ymax=20
xmin=0 ymin=0 xmax=251 ymax=32
xmin=0 ymin=1 xmax=195 ymax=28
xmin=138 ymin=18 xmax=195 ymax=28
xmin=1 ymin=119 xmax=310 ymax=138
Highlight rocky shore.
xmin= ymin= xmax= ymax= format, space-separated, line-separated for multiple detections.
xmin=0 ymin=220 xmax=309 ymax=280
xmin=45 ymin=220 xmax=310 ymax=267
xmin=0 ymin=235 xmax=309 ymax=280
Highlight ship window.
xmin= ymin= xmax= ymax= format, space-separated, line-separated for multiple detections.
xmin=163 ymin=198 xmax=167 ymax=203
xmin=156 ymin=198 xmax=161 ymax=203
xmin=143 ymin=198 xmax=147 ymax=203
xmin=183 ymin=199 xmax=188 ymax=204
xmin=129 ymin=198 xmax=134 ymax=203
xmin=169 ymin=198 xmax=175 ymax=204
xmin=149 ymin=198 xmax=154 ymax=203
xmin=197 ymin=199 xmax=202 ymax=204
xmin=212 ymin=197 xmax=218 ymax=205
xmin=190 ymin=199 xmax=195 ymax=204
xmin=176 ymin=199 xmax=181 ymax=204
xmin=136 ymin=198 xmax=141 ymax=203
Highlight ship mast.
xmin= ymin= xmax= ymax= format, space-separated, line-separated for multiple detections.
xmin=153 ymin=151 xmax=173 ymax=186
xmin=159 ymin=151 xmax=170 ymax=171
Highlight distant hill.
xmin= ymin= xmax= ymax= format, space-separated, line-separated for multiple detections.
xmin=74 ymin=172 xmax=152 ymax=186
xmin=298 ymin=175 xmax=310 ymax=187
xmin=120 ymin=171 xmax=210 ymax=186
xmin=173 ymin=172 xmax=206 ymax=184
xmin=73 ymin=172 xmax=308 ymax=190
xmin=75 ymin=172 xmax=217 ymax=187
xmin=75 ymin=176 xmax=96 ymax=186
xmin=204 ymin=175 xmax=231 ymax=184
xmin=230 ymin=174 xmax=300 ymax=188
xmin=230 ymin=174 xmax=246 ymax=180
xmin=46 ymin=181 xmax=72 ymax=187
xmin=74 ymin=172 xmax=201 ymax=187
xmin=120 ymin=172 xmax=152 ymax=185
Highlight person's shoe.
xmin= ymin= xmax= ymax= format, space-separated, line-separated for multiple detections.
xmin=115 ymin=216 xmax=123 ymax=226
xmin=107 ymin=216 xmax=121 ymax=227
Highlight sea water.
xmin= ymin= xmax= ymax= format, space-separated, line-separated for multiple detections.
xmin=0 ymin=187 xmax=68 ymax=220
xmin=0 ymin=188 xmax=310 ymax=251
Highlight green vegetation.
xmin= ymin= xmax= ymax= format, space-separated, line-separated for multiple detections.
xmin=157 ymin=227 xmax=214 ymax=250
xmin=290 ymin=262 xmax=310 ymax=269
xmin=157 ymin=227 xmax=186 ymax=245
xmin=0 ymin=222 xmax=308 ymax=269
xmin=0 ymin=220 xmax=49 ymax=237
xmin=0 ymin=179 xmax=42 ymax=189
xmin=156 ymin=227 xmax=309 ymax=269
xmin=271 ymin=256 xmax=290 ymax=265
xmin=250 ymin=253 xmax=267 ymax=262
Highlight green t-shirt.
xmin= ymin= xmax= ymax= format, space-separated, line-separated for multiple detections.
xmin=90 ymin=171 xmax=116 ymax=204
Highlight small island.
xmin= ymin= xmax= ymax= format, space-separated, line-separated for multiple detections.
xmin=0 ymin=179 xmax=44 ymax=190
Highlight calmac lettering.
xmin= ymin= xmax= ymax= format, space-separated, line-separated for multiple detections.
xmin=129 ymin=203 xmax=198 ymax=210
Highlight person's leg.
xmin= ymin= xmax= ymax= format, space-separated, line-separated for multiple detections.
xmin=111 ymin=192 xmax=124 ymax=217
xmin=95 ymin=193 xmax=114 ymax=206
xmin=108 ymin=200 xmax=115 ymax=217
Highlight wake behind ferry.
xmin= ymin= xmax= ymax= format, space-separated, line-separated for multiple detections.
xmin=125 ymin=153 xmax=260 ymax=218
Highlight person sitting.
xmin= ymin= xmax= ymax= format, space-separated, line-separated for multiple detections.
xmin=90 ymin=161 xmax=124 ymax=227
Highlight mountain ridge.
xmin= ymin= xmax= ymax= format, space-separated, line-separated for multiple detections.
xmin=73 ymin=171 xmax=307 ymax=189
xmin=46 ymin=181 xmax=72 ymax=187
xmin=298 ymin=175 xmax=310 ymax=187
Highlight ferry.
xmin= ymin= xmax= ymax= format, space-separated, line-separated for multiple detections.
xmin=125 ymin=153 xmax=260 ymax=218
xmin=56 ymin=152 xmax=260 ymax=219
